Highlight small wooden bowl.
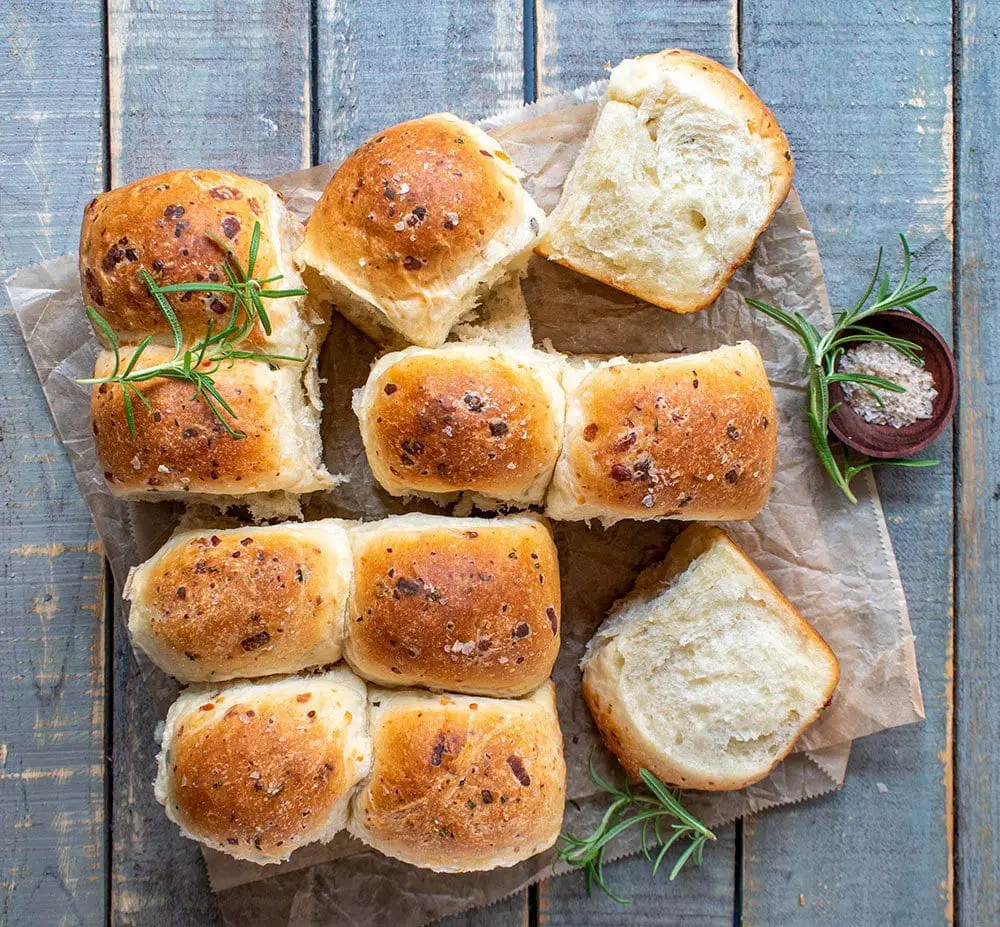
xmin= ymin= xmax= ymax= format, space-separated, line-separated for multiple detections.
xmin=827 ymin=310 xmax=957 ymax=459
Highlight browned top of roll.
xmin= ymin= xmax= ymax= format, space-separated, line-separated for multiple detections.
xmin=302 ymin=114 xmax=528 ymax=307
xmin=128 ymin=522 xmax=350 ymax=681
xmin=352 ymin=684 xmax=565 ymax=871
xmin=559 ymin=343 xmax=776 ymax=519
xmin=360 ymin=346 xmax=563 ymax=499
xmin=161 ymin=672 xmax=369 ymax=861
xmin=80 ymin=169 xmax=300 ymax=348
xmin=347 ymin=514 xmax=560 ymax=696
xmin=90 ymin=347 xmax=311 ymax=497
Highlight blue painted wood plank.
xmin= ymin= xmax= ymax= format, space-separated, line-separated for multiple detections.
xmin=0 ymin=2 xmax=108 ymax=926
xmin=107 ymin=0 xmax=312 ymax=184
xmin=955 ymin=0 xmax=1000 ymax=922
xmin=531 ymin=4 xmax=739 ymax=924
xmin=105 ymin=2 xmax=311 ymax=924
xmin=740 ymin=1 xmax=955 ymax=922
xmin=314 ymin=0 xmax=525 ymax=163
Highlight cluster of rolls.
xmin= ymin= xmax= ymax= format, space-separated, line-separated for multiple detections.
xmin=78 ymin=46 xmax=814 ymax=872
xmin=132 ymin=514 xmax=566 ymax=867
xmin=355 ymin=341 xmax=777 ymax=522
xmin=81 ymin=170 xmax=335 ymax=509
xmin=157 ymin=670 xmax=565 ymax=869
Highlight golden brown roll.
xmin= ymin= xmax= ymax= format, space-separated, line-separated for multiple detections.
xmin=344 ymin=514 xmax=560 ymax=696
xmin=154 ymin=669 xmax=371 ymax=864
xmin=546 ymin=342 xmax=776 ymax=523
xmin=349 ymin=683 xmax=565 ymax=871
xmin=80 ymin=169 xmax=315 ymax=356
xmin=126 ymin=521 xmax=353 ymax=682
xmin=296 ymin=113 xmax=546 ymax=347
xmin=90 ymin=346 xmax=332 ymax=501
xmin=353 ymin=344 xmax=565 ymax=505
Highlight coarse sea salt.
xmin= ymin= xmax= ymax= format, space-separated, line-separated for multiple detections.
xmin=838 ymin=341 xmax=937 ymax=428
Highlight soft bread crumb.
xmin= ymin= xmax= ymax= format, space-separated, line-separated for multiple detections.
xmin=539 ymin=49 xmax=793 ymax=313
xmin=582 ymin=525 xmax=838 ymax=790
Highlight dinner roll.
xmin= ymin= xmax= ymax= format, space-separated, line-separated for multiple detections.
xmin=538 ymin=49 xmax=794 ymax=313
xmin=345 ymin=514 xmax=560 ymax=695
xmin=91 ymin=346 xmax=333 ymax=501
xmin=546 ymin=342 xmax=776 ymax=523
xmin=581 ymin=526 xmax=839 ymax=791
xmin=80 ymin=169 xmax=315 ymax=356
xmin=354 ymin=345 xmax=565 ymax=505
xmin=155 ymin=668 xmax=371 ymax=864
xmin=350 ymin=683 xmax=565 ymax=871
xmin=296 ymin=113 xmax=546 ymax=347
xmin=126 ymin=521 xmax=352 ymax=682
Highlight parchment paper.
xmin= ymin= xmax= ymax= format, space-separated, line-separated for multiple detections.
xmin=6 ymin=79 xmax=924 ymax=926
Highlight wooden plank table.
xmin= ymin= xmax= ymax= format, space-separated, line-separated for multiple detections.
xmin=0 ymin=1 xmax=992 ymax=924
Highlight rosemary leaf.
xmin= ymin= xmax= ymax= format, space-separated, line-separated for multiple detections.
xmin=79 ymin=220 xmax=307 ymax=437
xmin=556 ymin=750 xmax=715 ymax=903
xmin=747 ymin=234 xmax=939 ymax=503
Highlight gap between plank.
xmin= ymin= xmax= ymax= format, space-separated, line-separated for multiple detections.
xmin=310 ymin=0 xmax=320 ymax=167
xmin=101 ymin=5 xmax=114 ymax=923
xmin=949 ymin=0 xmax=962 ymax=922
xmin=523 ymin=2 xmax=538 ymax=919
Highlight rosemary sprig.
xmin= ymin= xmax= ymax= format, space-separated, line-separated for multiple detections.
xmin=79 ymin=221 xmax=307 ymax=438
xmin=556 ymin=750 xmax=715 ymax=903
xmin=747 ymin=234 xmax=939 ymax=503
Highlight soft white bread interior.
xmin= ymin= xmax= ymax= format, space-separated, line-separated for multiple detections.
xmin=581 ymin=526 xmax=839 ymax=791
xmin=91 ymin=347 xmax=333 ymax=502
xmin=154 ymin=668 xmax=372 ymax=864
xmin=353 ymin=344 xmax=565 ymax=506
xmin=350 ymin=683 xmax=566 ymax=871
xmin=126 ymin=521 xmax=352 ymax=682
xmin=296 ymin=113 xmax=546 ymax=347
xmin=538 ymin=49 xmax=794 ymax=313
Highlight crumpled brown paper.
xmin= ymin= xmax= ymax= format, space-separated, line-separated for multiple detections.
xmin=6 ymin=78 xmax=922 ymax=927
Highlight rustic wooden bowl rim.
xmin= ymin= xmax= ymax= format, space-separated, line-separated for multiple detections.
xmin=827 ymin=310 xmax=958 ymax=459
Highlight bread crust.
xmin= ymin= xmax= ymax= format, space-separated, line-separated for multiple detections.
xmin=350 ymin=684 xmax=565 ymax=871
xmin=355 ymin=345 xmax=565 ymax=503
xmin=546 ymin=343 xmax=777 ymax=523
xmin=80 ymin=169 xmax=310 ymax=355
xmin=538 ymin=49 xmax=794 ymax=313
xmin=297 ymin=113 xmax=545 ymax=347
xmin=127 ymin=521 xmax=352 ymax=682
xmin=345 ymin=514 xmax=560 ymax=695
xmin=155 ymin=670 xmax=371 ymax=863
xmin=91 ymin=347 xmax=332 ymax=499
xmin=581 ymin=526 xmax=840 ymax=791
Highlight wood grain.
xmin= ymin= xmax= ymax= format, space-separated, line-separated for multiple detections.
xmin=531 ymin=2 xmax=739 ymax=921
xmin=955 ymin=1 xmax=1000 ymax=922
xmin=107 ymin=0 xmax=312 ymax=185
xmin=534 ymin=0 xmax=736 ymax=98
xmin=314 ymin=0 xmax=525 ymax=164
xmin=105 ymin=2 xmax=311 ymax=923
xmin=0 ymin=2 xmax=107 ymax=925
xmin=741 ymin=1 xmax=955 ymax=922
